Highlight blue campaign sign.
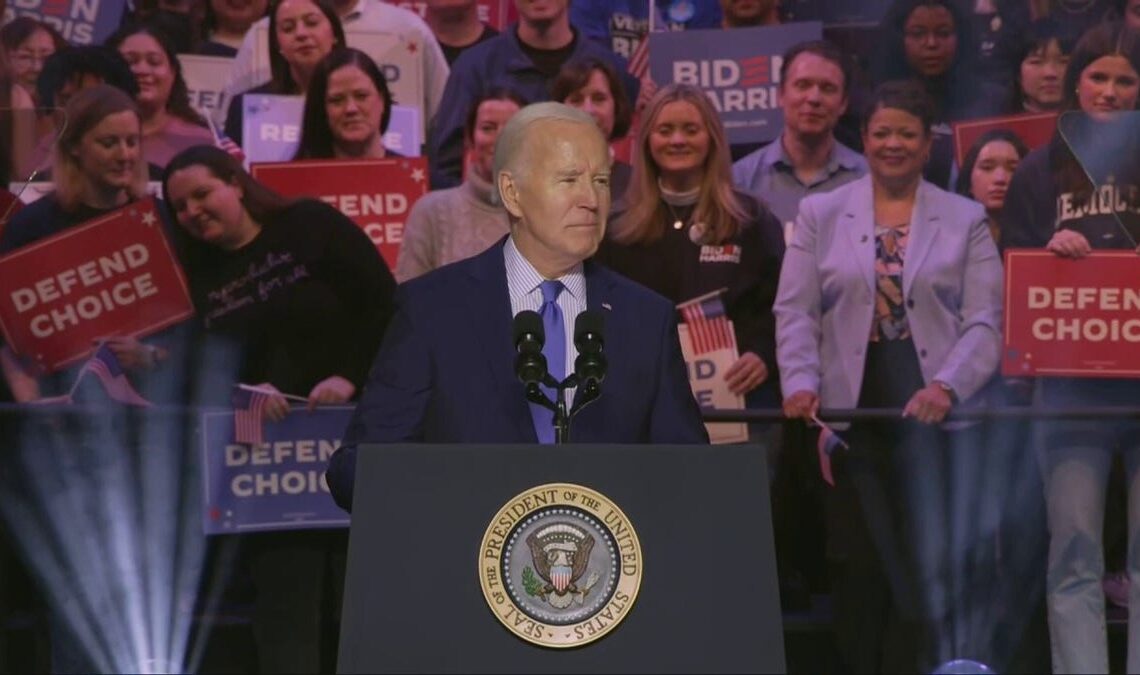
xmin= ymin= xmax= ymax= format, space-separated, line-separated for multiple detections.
xmin=649 ymin=21 xmax=822 ymax=145
xmin=242 ymin=94 xmax=305 ymax=164
xmin=200 ymin=406 xmax=353 ymax=534
xmin=382 ymin=105 xmax=423 ymax=156
xmin=3 ymin=0 xmax=129 ymax=46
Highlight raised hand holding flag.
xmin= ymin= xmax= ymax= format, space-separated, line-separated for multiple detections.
xmin=232 ymin=383 xmax=308 ymax=445
xmin=73 ymin=344 xmax=152 ymax=407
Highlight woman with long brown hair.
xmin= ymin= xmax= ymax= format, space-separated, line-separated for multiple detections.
xmin=0 ymin=85 xmax=157 ymax=401
xmin=596 ymin=83 xmax=785 ymax=408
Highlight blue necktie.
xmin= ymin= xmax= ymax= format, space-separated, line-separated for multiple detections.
xmin=530 ymin=280 xmax=564 ymax=443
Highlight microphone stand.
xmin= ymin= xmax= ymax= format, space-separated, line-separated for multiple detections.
xmin=525 ymin=374 xmax=601 ymax=444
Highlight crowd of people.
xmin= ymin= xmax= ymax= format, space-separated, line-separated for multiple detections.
xmin=2 ymin=0 xmax=1140 ymax=673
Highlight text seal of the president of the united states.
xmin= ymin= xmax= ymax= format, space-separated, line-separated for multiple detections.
xmin=479 ymin=483 xmax=643 ymax=648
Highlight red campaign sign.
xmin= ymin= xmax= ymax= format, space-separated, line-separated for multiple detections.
xmin=952 ymin=112 xmax=1058 ymax=168
xmin=0 ymin=199 xmax=195 ymax=373
xmin=250 ymin=158 xmax=429 ymax=270
xmin=384 ymin=0 xmax=516 ymax=31
xmin=1003 ymin=250 xmax=1140 ymax=378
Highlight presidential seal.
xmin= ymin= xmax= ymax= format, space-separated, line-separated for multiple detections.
xmin=479 ymin=483 xmax=643 ymax=648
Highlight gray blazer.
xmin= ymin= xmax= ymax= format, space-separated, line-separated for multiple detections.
xmin=774 ymin=175 xmax=1003 ymax=410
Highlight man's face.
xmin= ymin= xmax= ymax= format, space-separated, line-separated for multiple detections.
xmin=501 ymin=119 xmax=611 ymax=276
xmin=780 ymin=52 xmax=847 ymax=139
xmin=515 ymin=0 xmax=569 ymax=26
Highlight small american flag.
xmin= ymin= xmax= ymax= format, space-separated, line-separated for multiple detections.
xmin=215 ymin=131 xmax=246 ymax=163
xmin=817 ymin=427 xmax=840 ymax=487
xmin=812 ymin=414 xmax=849 ymax=488
xmin=203 ymin=111 xmax=246 ymax=163
xmin=232 ymin=385 xmax=270 ymax=446
xmin=678 ymin=294 xmax=733 ymax=355
xmin=627 ymin=32 xmax=650 ymax=79
xmin=77 ymin=344 xmax=152 ymax=407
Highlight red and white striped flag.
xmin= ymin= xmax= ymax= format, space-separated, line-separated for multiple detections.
xmin=813 ymin=414 xmax=849 ymax=488
xmin=215 ymin=130 xmax=246 ymax=163
xmin=76 ymin=344 xmax=152 ymax=407
xmin=232 ymin=385 xmax=270 ymax=446
xmin=678 ymin=293 xmax=733 ymax=355
xmin=817 ymin=428 xmax=838 ymax=487
xmin=202 ymin=110 xmax=246 ymax=163
xmin=628 ymin=32 xmax=650 ymax=79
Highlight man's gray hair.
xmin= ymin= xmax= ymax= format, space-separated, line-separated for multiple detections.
xmin=492 ymin=102 xmax=600 ymax=203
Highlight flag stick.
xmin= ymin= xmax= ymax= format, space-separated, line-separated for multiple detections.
xmin=810 ymin=412 xmax=850 ymax=450
xmin=237 ymin=383 xmax=309 ymax=403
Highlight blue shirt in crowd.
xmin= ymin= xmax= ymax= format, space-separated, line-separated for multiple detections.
xmin=732 ymin=137 xmax=867 ymax=228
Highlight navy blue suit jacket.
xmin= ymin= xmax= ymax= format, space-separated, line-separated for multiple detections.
xmin=327 ymin=240 xmax=709 ymax=510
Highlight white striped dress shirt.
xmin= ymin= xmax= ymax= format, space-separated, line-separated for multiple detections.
xmin=503 ymin=237 xmax=587 ymax=402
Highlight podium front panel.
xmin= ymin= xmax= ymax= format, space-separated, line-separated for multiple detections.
xmin=338 ymin=443 xmax=785 ymax=673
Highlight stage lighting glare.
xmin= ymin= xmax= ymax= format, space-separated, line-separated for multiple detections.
xmin=932 ymin=658 xmax=995 ymax=674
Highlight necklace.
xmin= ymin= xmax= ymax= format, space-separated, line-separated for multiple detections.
xmin=658 ymin=179 xmax=700 ymax=230
xmin=663 ymin=200 xmax=687 ymax=230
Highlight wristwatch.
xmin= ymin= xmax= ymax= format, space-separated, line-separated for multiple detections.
xmin=933 ymin=380 xmax=958 ymax=404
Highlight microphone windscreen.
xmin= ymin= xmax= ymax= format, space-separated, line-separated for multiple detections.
xmin=513 ymin=310 xmax=544 ymax=347
xmin=574 ymin=310 xmax=605 ymax=347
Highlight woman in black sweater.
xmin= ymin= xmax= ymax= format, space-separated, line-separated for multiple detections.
xmin=162 ymin=143 xmax=396 ymax=673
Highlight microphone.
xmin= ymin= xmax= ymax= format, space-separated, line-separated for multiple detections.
xmin=512 ymin=310 xmax=547 ymax=386
xmin=573 ymin=310 xmax=607 ymax=390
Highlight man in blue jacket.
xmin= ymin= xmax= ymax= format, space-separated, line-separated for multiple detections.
xmin=427 ymin=0 xmax=639 ymax=189
xmin=328 ymin=103 xmax=707 ymax=511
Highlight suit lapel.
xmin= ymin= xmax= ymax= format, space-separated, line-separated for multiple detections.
xmin=465 ymin=240 xmax=539 ymax=442
xmin=842 ymin=177 xmax=877 ymax=296
xmin=902 ymin=182 xmax=941 ymax=299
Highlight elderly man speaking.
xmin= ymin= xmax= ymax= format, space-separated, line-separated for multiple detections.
xmin=327 ymin=102 xmax=708 ymax=511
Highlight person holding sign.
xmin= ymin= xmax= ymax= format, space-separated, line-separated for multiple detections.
xmin=162 ymin=144 xmax=396 ymax=673
xmin=294 ymin=47 xmax=394 ymax=159
xmin=107 ymin=23 xmax=216 ymax=169
xmin=396 ymin=87 xmax=526 ymax=281
xmin=775 ymin=80 xmax=1003 ymax=672
xmin=0 ymin=85 xmax=167 ymax=401
xmin=223 ymin=0 xmax=346 ymax=146
xmin=999 ymin=22 xmax=1140 ymax=674
xmin=595 ymin=83 xmax=786 ymax=410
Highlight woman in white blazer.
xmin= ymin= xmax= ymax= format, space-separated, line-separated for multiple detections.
xmin=774 ymin=80 xmax=1003 ymax=673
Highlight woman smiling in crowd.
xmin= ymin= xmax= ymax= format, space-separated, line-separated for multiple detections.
xmin=776 ymin=80 xmax=1002 ymax=672
xmin=597 ymin=84 xmax=785 ymax=409
xmin=108 ymin=23 xmax=214 ymax=169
